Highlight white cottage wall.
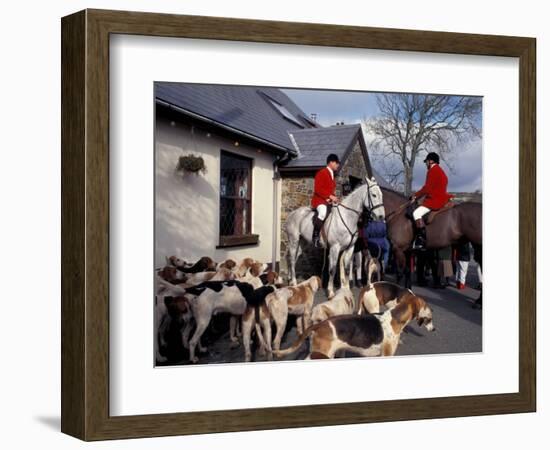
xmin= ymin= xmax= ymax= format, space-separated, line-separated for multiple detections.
xmin=155 ymin=114 xmax=277 ymax=267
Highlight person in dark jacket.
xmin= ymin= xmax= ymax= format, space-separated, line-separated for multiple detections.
xmin=363 ymin=218 xmax=390 ymax=275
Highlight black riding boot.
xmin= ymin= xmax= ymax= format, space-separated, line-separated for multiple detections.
xmin=413 ymin=218 xmax=427 ymax=250
xmin=312 ymin=217 xmax=324 ymax=248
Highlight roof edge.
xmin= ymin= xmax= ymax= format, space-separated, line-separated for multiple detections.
xmin=156 ymin=98 xmax=297 ymax=156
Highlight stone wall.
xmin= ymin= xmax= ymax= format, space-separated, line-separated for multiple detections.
xmin=279 ymin=139 xmax=370 ymax=281
xmin=337 ymin=140 xmax=370 ymax=195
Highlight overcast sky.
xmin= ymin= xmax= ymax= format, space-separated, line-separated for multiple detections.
xmin=282 ymin=88 xmax=482 ymax=193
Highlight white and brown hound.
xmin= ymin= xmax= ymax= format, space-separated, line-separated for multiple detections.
xmin=157 ymin=265 xmax=187 ymax=284
xmin=311 ymin=287 xmax=360 ymax=324
xmin=358 ymin=281 xmax=414 ymax=314
xmin=166 ymin=256 xmax=217 ymax=273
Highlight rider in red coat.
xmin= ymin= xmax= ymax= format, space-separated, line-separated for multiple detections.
xmin=311 ymin=154 xmax=340 ymax=247
xmin=410 ymin=152 xmax=453 ymax=250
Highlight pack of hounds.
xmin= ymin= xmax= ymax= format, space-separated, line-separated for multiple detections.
xmin=156 ymin=255 xmax=435 ymax=364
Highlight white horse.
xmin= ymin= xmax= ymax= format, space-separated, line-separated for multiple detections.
xmin=285 ymin=176 xmax=385 ymax=298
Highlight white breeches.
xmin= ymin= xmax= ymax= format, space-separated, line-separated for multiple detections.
xmin=457 ymin=261 xmax=482 ymax=284
xmin=413 ymin=205 xmax=431 ymax=220
xmin=456 ymin=260 xmax=469 ymax=284
xmin=477 ymin=265 xmax=483 ymax=283
xmin=316 ymin=204 xmax=328 ymax=220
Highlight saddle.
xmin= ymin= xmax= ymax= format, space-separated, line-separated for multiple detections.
xmin=406 ymin=201 xmax=455 ymax=225
xmin=424 ymin=201 xmax=455 ymax=224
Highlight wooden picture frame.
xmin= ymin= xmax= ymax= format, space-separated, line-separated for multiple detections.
xmin=61 ymin=9 xmax=536 ymax=441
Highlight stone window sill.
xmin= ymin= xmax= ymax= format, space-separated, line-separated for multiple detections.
xmin=216 ymin=234 xmax=259 ymax=248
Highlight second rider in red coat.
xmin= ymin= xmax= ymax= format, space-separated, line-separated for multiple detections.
xmin=410 ymin=152 xmax=453 ymax=250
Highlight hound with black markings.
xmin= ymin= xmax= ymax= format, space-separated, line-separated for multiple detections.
xmin=239 ymin=275 xmax=321 ymax=360
xmin=274 ymin=293 xmax=435 ymax=359
xmin=241 ymin=284 xmax=279 ymax=362
xmin=170 ymin=280 xmax=257 ymax=363
xmin=231 ymin=270 xmax=283 ymax=348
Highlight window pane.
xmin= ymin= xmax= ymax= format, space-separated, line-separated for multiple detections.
xmin=220 ymin=153 xmax=250 ymax=199
xmin=220 ymin=198 xmax=250 ymax=236
xmin=220 ymin=151 xmax=252 ymax=236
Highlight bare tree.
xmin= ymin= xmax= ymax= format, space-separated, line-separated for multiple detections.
xmin=366 ymin=94 xmax=482 ymax=196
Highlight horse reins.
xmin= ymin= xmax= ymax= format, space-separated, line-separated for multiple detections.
xmin=385 ymin=198 xmax=415 ymax=222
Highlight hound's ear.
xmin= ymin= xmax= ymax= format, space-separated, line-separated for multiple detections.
xmin=250 ymin=264 xmax=261 ymax=277
xmin=413 ymin=296 xmax=425 ymax=315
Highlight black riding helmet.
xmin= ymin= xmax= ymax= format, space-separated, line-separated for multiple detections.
xmin=423 ymin=152 xmax=440 ymax=164
xmin=326 ymin=153 xmax=340 ymax=164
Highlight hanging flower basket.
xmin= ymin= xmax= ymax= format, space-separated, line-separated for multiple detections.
xmin=176 ymin=154 xmax=207 ymax=176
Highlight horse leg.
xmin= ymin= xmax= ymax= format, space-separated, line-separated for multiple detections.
xmin=341 ymin=246 xmax=355 ymax=289
xmin=393 ymin=248 xmax=406 ymax=286
xmin=287 ymin=238 xmax=299 ymax=286
xmin=327 ymin=245 xmax=341 ymax=299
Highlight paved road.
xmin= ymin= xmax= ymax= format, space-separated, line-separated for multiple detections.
xmin=158 ymin=267 xmax=482 ymax=366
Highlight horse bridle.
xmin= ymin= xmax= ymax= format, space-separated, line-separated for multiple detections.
xmin=337 ymin=181 xmax=384 ymax=221
xmin=335 ymin=181 xmax=384 ymax=249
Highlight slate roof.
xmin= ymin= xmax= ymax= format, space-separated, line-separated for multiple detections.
xmin=155 ymin=83 xmax=318 ymax=154
xmin=155 ymin=83 xmax=392 ymax=186
xmin=282 ymin=124 xmax=361 ymax=168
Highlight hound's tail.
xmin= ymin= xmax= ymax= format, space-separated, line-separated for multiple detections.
xmin=273 ymin=322 xmax=324 ymax=357
xmin=156 ymin=277 xmax=187 ymax=295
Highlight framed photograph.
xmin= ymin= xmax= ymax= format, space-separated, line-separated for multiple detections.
xmin=61 ymin=9 xmax=536 ymax=441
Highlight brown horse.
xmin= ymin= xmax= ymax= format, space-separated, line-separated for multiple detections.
xmin=381 ymin=187 xmax=482 ymax=289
